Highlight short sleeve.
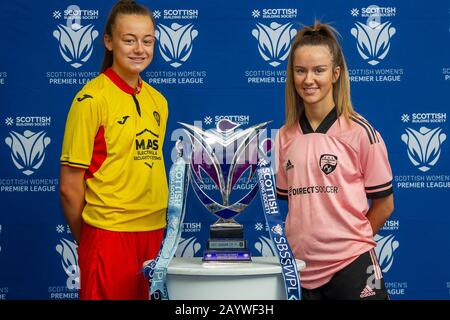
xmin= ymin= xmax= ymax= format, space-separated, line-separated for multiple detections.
xmin=275 ymin=130 xmax=288 ymax=201
xmin=359 ymin=129 xmax=393 ymax=199
xmin=60 ymin=91 xmax=102 ymax=169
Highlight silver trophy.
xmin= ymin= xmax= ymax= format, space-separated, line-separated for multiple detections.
xmin=180 ymin=119 xmax=272 ymax=262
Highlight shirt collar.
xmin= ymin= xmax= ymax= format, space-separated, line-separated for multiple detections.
xmin=104 ymin=68 xmax=142 ymax=95
xmin=300 ymin=106 xmax=338 ymax=134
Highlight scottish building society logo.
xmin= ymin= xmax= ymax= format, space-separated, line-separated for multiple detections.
xmin=401 ymin=127 xmax=446 ymax=172
xmin=52 ymin=5 xmax=99 ymax=68
xmin=251 ymin=21 xmax=296 ymax=67
xmin=350 ymin=5 xmax=396 ymax=65
xmin=255 ymin=235 xmax=277 ymax=257
xmin=175 ymin=236 xmax=201 ymax=258
xmin=155 ymin=23 xmax=198 ymax=68
xmin=152 ymin=9 xmax=199 ymax=68
xmin=56 ymin=238 xmax=80 ymax=290
xmin=4 ymin=130 xmax=51 ymax=175
xmin=374 ymin=234 xmax=399 ymax=273
xmin=251 ymin=8 xmax=297 ymax=67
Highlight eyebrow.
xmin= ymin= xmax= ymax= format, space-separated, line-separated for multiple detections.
xmin=122 ymin=33 xmax=155 ymax=38
xmin=294 ymin=64 xmax=329 ymax=68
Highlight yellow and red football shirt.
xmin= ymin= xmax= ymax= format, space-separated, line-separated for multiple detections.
xmin=61 ymin=68 xmax=168 ymax=232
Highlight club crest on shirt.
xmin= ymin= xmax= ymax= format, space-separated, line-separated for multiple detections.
xmin=153 ymin=111 xmax=160 ymax=126
xmin=319 ymin=154 xmax=338 ymax=175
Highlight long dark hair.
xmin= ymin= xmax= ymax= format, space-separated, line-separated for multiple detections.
xmin=100 ymin=0 xmax=155 ymax=73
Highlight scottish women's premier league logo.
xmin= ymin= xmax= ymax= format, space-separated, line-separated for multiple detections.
xmin=52 ymin=5 xmax=99 ymax=68
xmin=180 ymin=119 xmax=272 ymax=262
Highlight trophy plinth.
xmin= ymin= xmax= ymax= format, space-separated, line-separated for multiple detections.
xmin=202 ymin=219 xmax=251 ymax=262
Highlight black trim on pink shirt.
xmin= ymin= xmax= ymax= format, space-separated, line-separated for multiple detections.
xmin=365 ymin=181 xmax=392 ymax=191
xmin=276 ymin=186 xmax=288 ymax=194
xmin=300 ymin=107 xmax=338 ymax=134
xmin=277 ymin=193 xmax=289 ymax=201
xmin=351 ymin=116 xmax=380 ymax=144
xmin=366 ymin=187 xmax=393 ymax=199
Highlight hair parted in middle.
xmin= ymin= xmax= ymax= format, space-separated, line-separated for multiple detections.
xmin=284 ymin=21 xmax=356 ymax=128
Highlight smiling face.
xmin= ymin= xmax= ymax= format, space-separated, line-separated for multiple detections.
xmin=293 ymin=45 xmax=340 ymax=111
xmin=104 ymin=13 xmax=155 ymax=83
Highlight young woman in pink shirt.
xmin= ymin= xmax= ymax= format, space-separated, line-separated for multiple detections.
xmin=276 ymin=22 xmax=394 ymax=300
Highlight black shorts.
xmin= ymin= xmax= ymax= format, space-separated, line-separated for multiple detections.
xmin=301 ymin=249 xmax=389 ymax=300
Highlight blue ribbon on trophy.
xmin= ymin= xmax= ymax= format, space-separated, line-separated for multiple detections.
xmin=257 ymin=158 xmax=302 ymax=300
xmin=143 ymin=156 xmax=190 ymax=300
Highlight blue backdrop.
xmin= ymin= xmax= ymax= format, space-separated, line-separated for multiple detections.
xmin=0 ymin=0 xmax=449 ymax=300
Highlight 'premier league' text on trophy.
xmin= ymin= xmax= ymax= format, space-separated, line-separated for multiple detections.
xmin=180 ymin=119 xmax=272 ymax=263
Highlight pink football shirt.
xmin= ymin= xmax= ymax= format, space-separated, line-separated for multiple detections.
xmin=276 ymin=107 xmax=393 ymax=289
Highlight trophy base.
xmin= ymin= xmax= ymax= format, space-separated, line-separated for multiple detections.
xmin=203 ymin=221 xmax=251 ymax=263
xmin=207 ymin=238 xmax=246 ymax=250
xmin=209 ymin=223 xmax=243 ymax=239
xmin=202 ymin=249 xmax=252 ymax=263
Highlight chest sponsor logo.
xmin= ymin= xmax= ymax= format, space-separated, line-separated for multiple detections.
xmin=135 ymin=128 xmax=161 ymax=167
xmin=319 ymin=154 xmax=338 ymax=175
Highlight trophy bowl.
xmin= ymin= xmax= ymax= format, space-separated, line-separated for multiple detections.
xmin=180 ymin=119 xmax=271 ymax=263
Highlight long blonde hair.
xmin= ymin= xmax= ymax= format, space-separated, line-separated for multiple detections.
xmin=285 ymin=21 xmax=356 ymax=128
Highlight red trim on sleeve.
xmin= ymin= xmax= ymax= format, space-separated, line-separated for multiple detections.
xmin=104 ymin=68 xmax=142 ymax=95
xmin=84 ymin=126 xmax=107 ymax=180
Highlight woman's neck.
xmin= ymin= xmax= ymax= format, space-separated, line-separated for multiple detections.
xmin=111 ymin=65 xmax=139 ymax=90
xmin=304 ymin=103 xmax=335 ymax=131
